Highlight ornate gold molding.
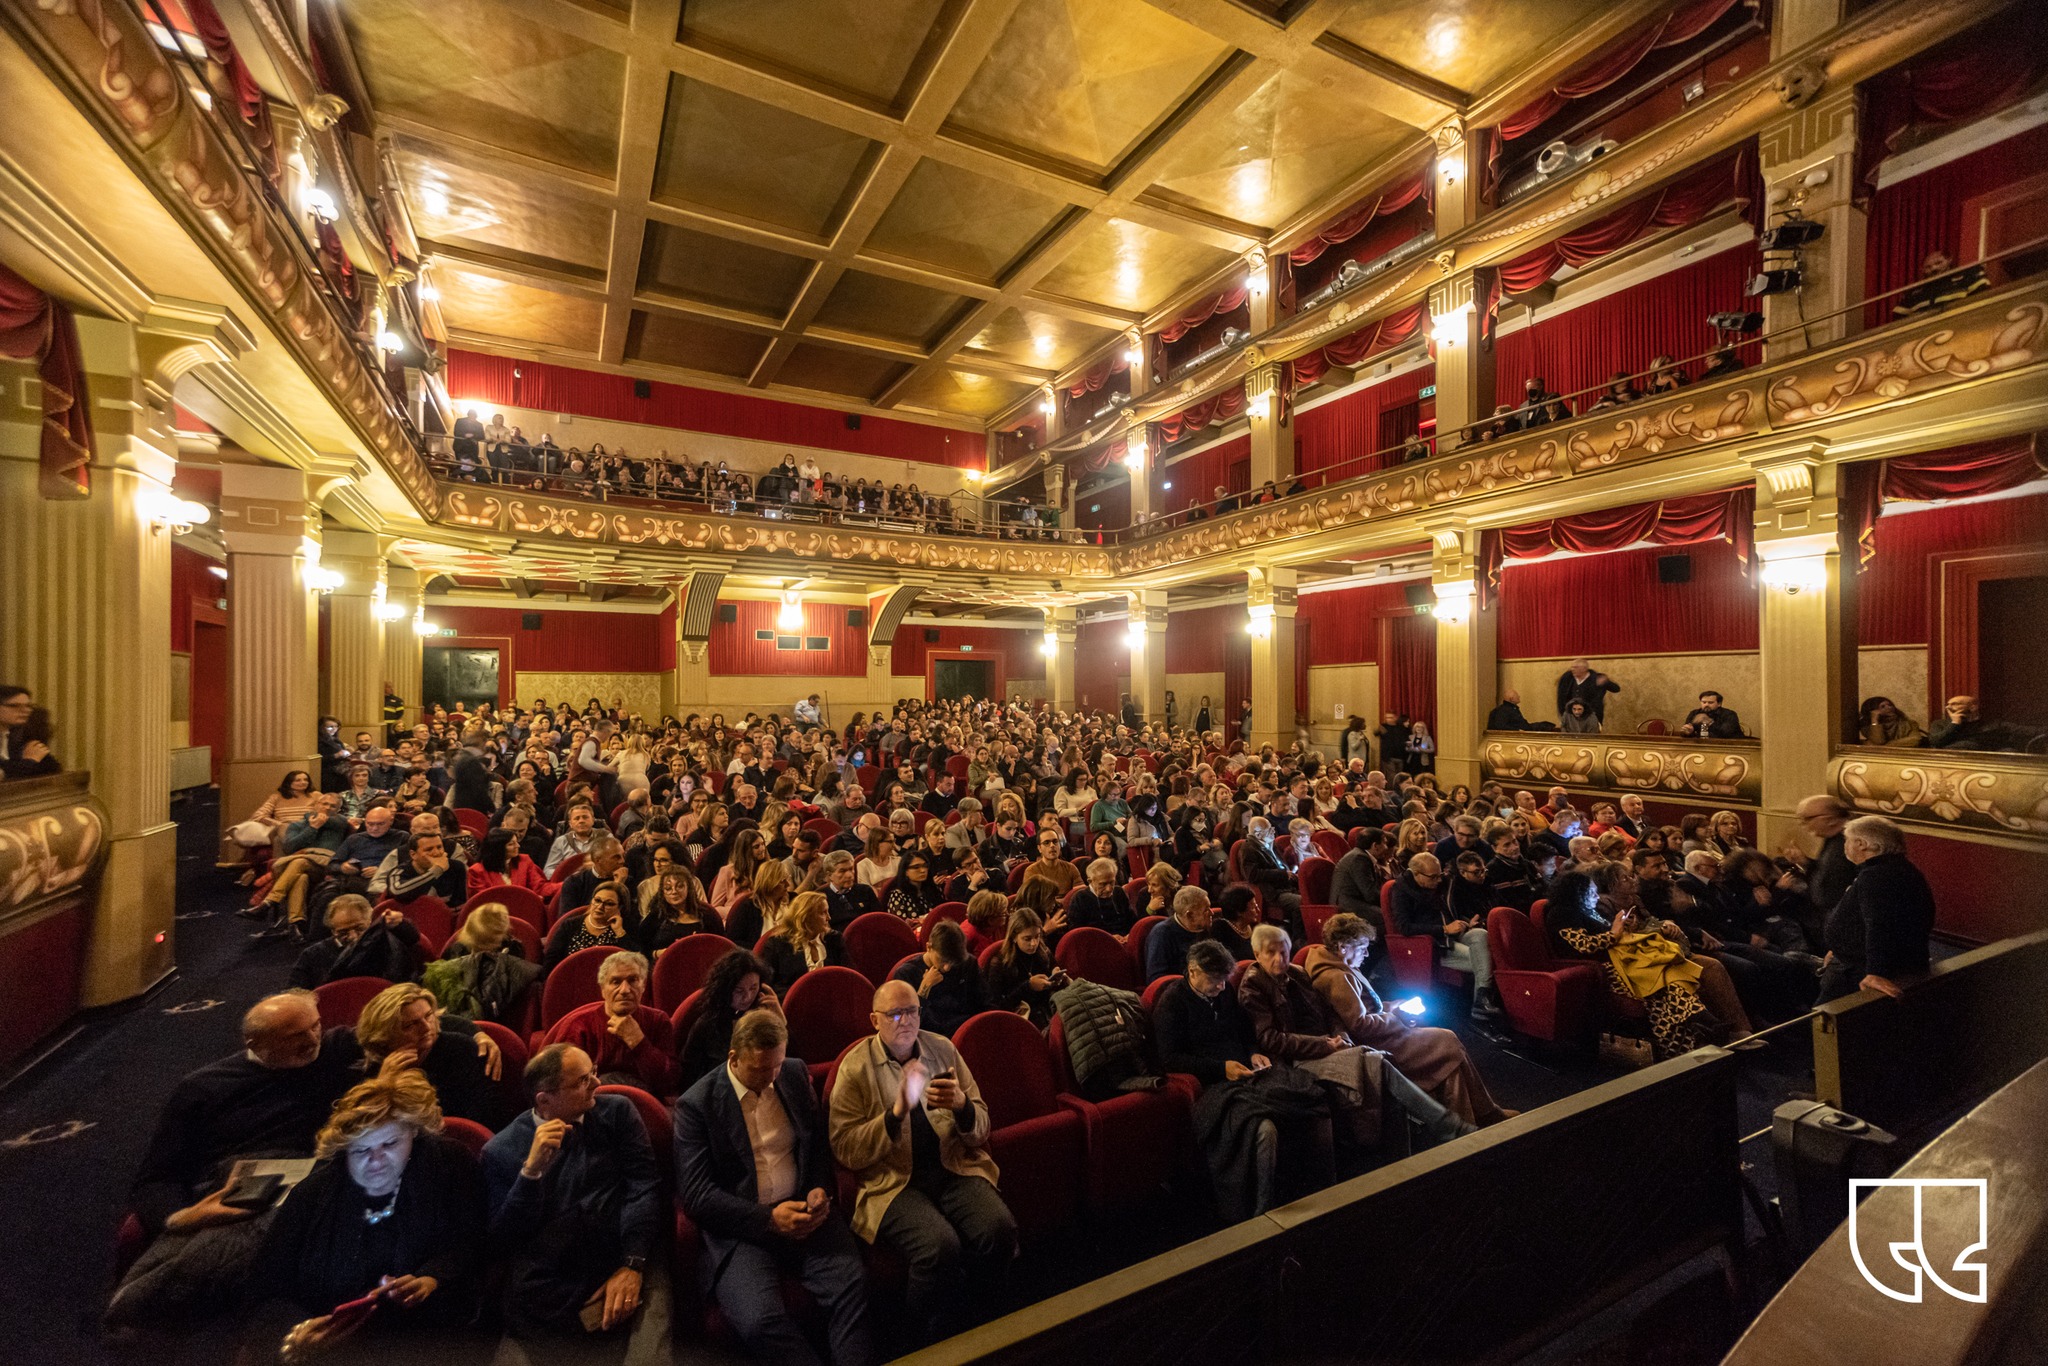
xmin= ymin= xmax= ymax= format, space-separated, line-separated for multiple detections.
xmin=1481 ymin=733 xmax=1763 ymax=806
xmin=0 ymin=775 xmax=108 ymax=921
xmin=1832 ymin=751 xmax=2048 ymax=840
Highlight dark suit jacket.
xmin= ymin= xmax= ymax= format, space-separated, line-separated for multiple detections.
xmin=673 ymin=1057 xmax=833 ymax=1260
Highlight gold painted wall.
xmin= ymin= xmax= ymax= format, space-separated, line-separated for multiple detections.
xmin=516 ymin=672 xmax=666 ymax=720
xmin=1168 ymin=672 xmax=1226 ymax=729
xmin=1307 ymin=663 xmax=1381 ymax=752
xmin=1856 ymin=646 xmax=1930 ymax=724
xmin=1499 ymin=653 xmax=1761 ymax=735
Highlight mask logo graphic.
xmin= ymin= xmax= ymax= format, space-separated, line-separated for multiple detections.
xmin=1848 ymin=1178 xmax=1989 ymax=1304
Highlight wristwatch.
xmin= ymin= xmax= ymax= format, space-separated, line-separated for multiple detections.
xmin=621 ymin=1255 xmax=647 ymax=1274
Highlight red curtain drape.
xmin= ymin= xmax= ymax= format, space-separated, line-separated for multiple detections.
xmin=1290 ymin=169 xmax=1432 ymax=266
xmin=1157 ymin=386 xmax=1248 ymax=443
xmin=1492 ymin=242 xmax=1758 ymax=408
xmin=1478 ymin=487 xmax=1754 ymax=606
xmin=1857 ymin=7 xmax=2048 ymax=194
xmin=0 ymin=261 xmax=94 ymax=499
xmin=183 ymin=0 xmax=279 ymax=177
xmin=1495 ymin=0 xmax=1747 ymax=150
xmin=1159 ymin=434 xmax=1249 ymax=515
xmin=1297 ymin=582 xmax=1418 ymax=664
xmin=708 ymin=600 xmax=866 ymax=677
xmin=1292 ymin=302 xmax=1429 ymax=388
xmin=1497 ymin=539 xmax=1759 ymax=658
xmin=1862 ymin=121 xmax=2048 ymax=324
xmin=1857 ymin=491 xmax=2048 ymax=645
xmin=1495 ymin=146 xmax=1754 ymax=298
xmin=1157 ymin=282 xmax=1252 ymax=345
xmin=1224 ymin=631 xmax=1251 ymax=734
xmin=445 ymin=349 xmax=985 ymax=469
xmin=1849 ymin=433 xmax=2046 ymax=566
xmin=1165 ymin=604 xmax=1237 ymax=673
xmin=1065 ymin=352 xmax=1130 ymax=398
xmin=1293 ymin=367 xmax=1432 ymax=478
xmin=1383 ymin=612 xmax=1437 ymax=730
xmin=433 ymin=605 xmax=666 ymax=673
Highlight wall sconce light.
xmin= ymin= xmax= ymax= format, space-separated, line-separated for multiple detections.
xmin=1125 ymin=620 xmax=1146 ymax=651
xmin=376 ymin=330 xmax=406 ymax=354
xmin=302 ymin=186 xmax=338 ymax=223
xmin=1041 ymin=632 xmax=1059 ymax=658
xmin=305 ymin=566 xmax=344 ymax=594
xmin=1245 ymin=603 xmax=1274 ymax=639
xmin=412 ymin=606 xmax=436 ymax=636
xmin=1760 ymin=554 xmax=1828 ymax=595
xmin=418 ymin=280 xmax=440 ymax=302
xmin=1429 ymin=300 xmax=1475 ymax=349
xmin=1244 ymin=249 xmax=1268 ymax=295
xmin=1039 ymin=387 xmax=1056 ymax=415
xmin=1438 ymin=157 xmax=1462 ymax=186
xmin=376 ymin=600 xmax=410 ymax=622
xmin=1431 ymin=582 xmax=1474 ymax=624
xmin=1124 ymin=332 xmax=1145 ymax=366
xmin=1246 ymin=392 xmax=1272 ymax=420
xmin=145 ymin=491 xmax=212 ymax=534
xmin=777 ymin=589 xmax=805 ymax=632
xmin=1123 ymin=434 xmax=1148 ymax=472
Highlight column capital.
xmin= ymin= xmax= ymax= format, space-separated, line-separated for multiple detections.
xmin=219 ymin=463 xmax=318 ymax=557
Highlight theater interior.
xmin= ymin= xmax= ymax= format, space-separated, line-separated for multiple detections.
xmin=1 ymin=0 xmax=2046 ymax=1361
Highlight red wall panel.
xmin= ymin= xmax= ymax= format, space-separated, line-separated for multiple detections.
xmin=1159 ymin=434 xmax=1249 ymax=516
xmin=656 ymin=600 xmax=676 ymax=672
xmin=891 ymin=625 xmax=1046 ymax=681
xmin=1294 ymin=368 xmax=1433 ymax=478
xmin=445 ymin=349 xmax=984 ymax=470
xmin=170 ymin=542 xmax=216 ymax=654
xmin=708 ymin=600 xmax=866 ymax=677
xmin=1906 ymin=830 xmax=2048 ymax=944
xmin=1858 ymin=492 xmax=2048 ymax=645
xmin=1493 ymin=245 xmax=1759 ymax=410
xmin=1299 ymin=582 xmax=1420 ymax=665
xmin=1498 ymin=539 xmax=1761 ymax=658
xmin=431 ymin=605 xmax=665 ymax=674
xmin=1074 ymin=619 xmax=1128 ymax=712
xmin=1165 ymin=604 xmax=1238 ymax=674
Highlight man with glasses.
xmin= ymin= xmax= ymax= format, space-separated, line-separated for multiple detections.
xmin=1392 ymin=852 xmax=1501 ymax=1024
xmin=287 ymin=894 xmax=421 ymax=988
xmin=828 ymin=980 xmax=1014 ymax=1346
xmin=482 ymin=1043 xmax=661 ymax=1342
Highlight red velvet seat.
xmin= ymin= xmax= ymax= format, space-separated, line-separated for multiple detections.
xmin=1054 ymin=926 xmax=1140 ymax=993
xmin=1529 ymin=900 xmax=1648 ymax=1029
xmin=1126 ymin=916 xmax=1165 ymax=976
xmin=313 ymin=976 xmax=390 ymax=1029
xmin=1124 ymin=845 xmax=1152 ymax=878
xmin=1379 ymin=880 xmax=1464 ymax=992
xmin=802 ymin=816 xmax=841 ymax=843
xmin=952 ymin=1012 xmax=1086 ymax=1244
xmin=462 ymin=884 xmax=548 ymax=932
xmin=472 ymin=1019 xmax=531 ymax=1120
xmin=669 ymin=988 xmax=706 ymax=1044
xmin=843 ymin=912 xmax=919 ymax=987
xmin=1311 ymin=829 xmax=1350 ymax=862
xmin=597 ymin=1084 xmax=674 ymax=1187
xmin=1297 ymin=856 xmax=1334 ymax=904
xmin=914 ymin=901 xmax=967 ymax=947
xmin=1486 ymin=907 xmax=1601 ymax=1044
xmin=1302 ymin=902 xmax=1337 ymax=946
xmin=535 ymin=944 xmax=616 ymax=1046
xmin=441 ymin=1115 xmax=493 ymax=1157
xmin=782 ymin=966 xmax=876 ymax=1086
xmin=1045 ymin=1012 xmax=1195 ymax=1212
xmin=378 ymin=895 xmax=453 ymax=955
xmin=652 ymin=934 xmax=736 ymax=1011
xmin=451 ymin=808 xmax=491 ymax=840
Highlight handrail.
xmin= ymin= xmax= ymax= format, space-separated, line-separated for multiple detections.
xmin=1099 ymin=230 xmax=2048 ymax=543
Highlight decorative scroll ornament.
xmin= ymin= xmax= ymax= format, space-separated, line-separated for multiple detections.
xmin=1478 ymin=737 xmax=1763 ymax=805
xmin=1834 ymin=757 xmax=2048 ymax=838
xmin=0 ymin=801 xmax=105 ymax=913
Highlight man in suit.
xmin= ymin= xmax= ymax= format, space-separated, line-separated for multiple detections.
xmin=674 ymin=1010 xmax=875 ymax=1365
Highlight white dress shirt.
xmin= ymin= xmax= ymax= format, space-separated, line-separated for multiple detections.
xmin=728 ymin=1064 xmax=798 ymax=1206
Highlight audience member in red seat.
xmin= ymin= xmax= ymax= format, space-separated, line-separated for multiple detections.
xmin=1556 ymin=658 xmax=1621 ymax=728
xmin=542 ymin=801 xmax=600 ymax=878
xmin=1393 ymin=852 xmax=1503 ymax=1022
xmin=468 ymin=826 xmax=551 ymax=903
xmin=248 ymin=1072 xmax=484 ymax=1359
xmin=557 ymin=833 xmax=629 ymax=917
xmin=1483 ymin=827 xmax=1542 ymax=912
xmin=288 ymin=894 xmax=421 ymax=990
xmin=982 ymin=908 xmax=1064 ymax=1028
xmin=638 ymin=867 xmax=728 ymax=956
xmin=1306 ymin=915 xmax=1513 ymax=1129
xmin=886 ymin=850 xmax=948 ymax=923
xmin=1144 ymin=885 xmax=1218 ymax=983
xmin=760 ymin=890 xmax=849 ymax=995
xmin=673 ymin=1009 xmax=876 ymax=1366
xmin=1585 ymin=371 xmax=1639 ymax=412
xmin=828 ymin=979 xmax=1015 ymax=1346
xmin=677 ymin=949 xmax=783 ymax=1092
xmin=889 ymin=920 xmax=986 ymax=1037
xmin=1679 ymin=690 xmax=1745 ymax=740
xmin=494 ymin=803 xmax=554 ymax=868
xmin=960 ymin=888 xmax=1008 ymax=956
xmin=1646 ymin=355 xmax=1690 ymax=393
xmin=381 ymin=830 xmax=467 ymax=907
xmin=542 ymin=881 xmax=635 ymax=974
xmin=427 ymin=902 xmax=542 ymax=1026
xmin=252 ymin=792 xmax=349 ymax=937
xmin=1136 ymin=860 xmax=1182 ymax=918
xmin=1211 ymin=884 xmax=1259 ymax=961
xmin=542 ymin=950 xmax=678 ymax=1095
xmin=820 ymin=850 xmax=881 ymax=930
xmin=710 ymin=826 xmax=768 ymax=918
xmin=1240 ymin=925 xmax=1471 ymax=1147
xmin=1067 ymin=856 xmax=1138 ymax=938
xmin=1021 ymin=826 xmax=1080 ymax=897
xmin=725 ymin=858 xmax=791 ymax=952
xmin=1153 ymin=940 xmax=1335 ymax=1220
xmin=1238 ymin=817 xmax=1303 ymax=927
xmin=336 ymin=983 xmax=501 ymax=1126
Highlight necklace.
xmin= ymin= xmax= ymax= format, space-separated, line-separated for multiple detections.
xmin=362 ymin=1191 xmax=400 ymax=1225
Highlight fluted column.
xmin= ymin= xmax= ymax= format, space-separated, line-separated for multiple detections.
xmin=1127 ymin=589 xmax=1168 ymax=724
xmin=1046 ymin=607 xmax=1077 ymax=713
xmin=220 ymin=465 xmax=320 ymax=827
xmin=0 ymin=316 xmax=179 ymax=1003
xmin=1247 ymin=566 xmax=1298 ymax=751
xmin=1429 ymin=526 xmax=1496 ymax=794
xmin=1757 ymin=85 xmax=1866 ymax=359
xmin=1429 ymin=269 xmax=1497 ymax=455
xmin=382 ymin=563 xmax=423 ymax=737
xmin=321 ymin=528 xmax=385 ymax=746
xmin=1246 ymin=363 xmax=1293 ymax=490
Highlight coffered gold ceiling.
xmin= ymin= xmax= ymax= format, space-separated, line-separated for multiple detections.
xmin=342 ymin=0 xmax=1646 ymax=423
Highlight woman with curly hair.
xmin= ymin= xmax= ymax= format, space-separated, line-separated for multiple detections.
xmin=675 ymin=948 xmax=784 ymax=1091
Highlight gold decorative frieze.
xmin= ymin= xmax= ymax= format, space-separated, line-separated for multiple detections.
xmin=436 ymin=488 xmax=1113 ymax=581
xmin=0 ymin=776 xmax=108 ymax=920
xmin=1832 ymin=752 xmax=2048 ymax=839
xmin=1766 ymin=300 xmax=2048 ymax=423
xmin=1480 ymin=734 xmax=1763 ymax=806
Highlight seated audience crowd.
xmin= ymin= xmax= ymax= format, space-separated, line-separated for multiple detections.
xmin=128 ymin=693 xmax=1944 ymax=1359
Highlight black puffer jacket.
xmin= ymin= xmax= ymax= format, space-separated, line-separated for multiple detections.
xmin=1052 ymin=977 xmax=1160 ymax=1100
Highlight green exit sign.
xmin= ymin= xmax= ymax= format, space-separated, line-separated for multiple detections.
xmin=1419 ymin=384 xmax=1437 ymax=399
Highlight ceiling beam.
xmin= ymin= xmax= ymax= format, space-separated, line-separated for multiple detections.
xmin=598 ymin=0 xmax=684 ymax=365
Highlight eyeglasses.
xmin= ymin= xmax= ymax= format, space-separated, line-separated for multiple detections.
xmin=877 ymin=1007 xmax=921 ymax=1024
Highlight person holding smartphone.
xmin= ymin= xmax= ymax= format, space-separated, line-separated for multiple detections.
xmin=673 ymin=1009 xmax=875 ymax=1365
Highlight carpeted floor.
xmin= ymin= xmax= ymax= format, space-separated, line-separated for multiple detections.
xmin=0 ymin=792 xmax=1823 ymax=1364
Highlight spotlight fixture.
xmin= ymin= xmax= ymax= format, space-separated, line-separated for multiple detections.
xmin=1745 ymin=269 xmax=1803 ymax=297
xmin=1707 ymin=310 xmax=1765 ymax=333
xmin=1759 ymin=217 xmax=1826 ymax=252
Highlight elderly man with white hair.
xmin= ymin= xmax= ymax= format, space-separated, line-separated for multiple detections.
xmin=541 ymin=949 xmax=679 ymax=1094
xmin=1819 ymin=816 xmax=1935 ymax=1001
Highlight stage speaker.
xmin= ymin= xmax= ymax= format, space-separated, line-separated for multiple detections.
xmin=924 ymin=628 xmax=940 ymax=643
xmin=716 ymin=603 xmax=738 ymax=623
xmin=847 ymin=608 xmax=866 ymax=629
xmin=633 ymin=379 xmax=651 ymax=399
xmin=1403 ymin=582 xmax=1432 ymax=607
xmin=1658 ymin=554 xmax=1693 ymax=584
xmin=845 ymin=413 xmax=862 ymax=430
xmin=521 ymin=612 xmax=543 ymax=631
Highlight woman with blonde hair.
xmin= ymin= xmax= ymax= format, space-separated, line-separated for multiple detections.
xmin=758 ymin=889 xmax=846 ymax=994
xmin=339 ymin=983 xmax=497 ymax=1124
xmin=1140 ymin=859 xmax=1183 ymax=916
xmin=726 ymin=856 xmax=791 ymax=950
xmin=616 ymin=730 xmax=652 ymax=795
xmin=426 ymin=902 xmax=541 ymax=1026
xmin=257 ymin=1072 xmax=482 ymax=1361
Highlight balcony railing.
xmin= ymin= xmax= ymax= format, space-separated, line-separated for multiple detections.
xmin=1831 ymin=748 xmax=2048 ymax=842
xmin=1480 ymin=731 xmax=1764 ymax=806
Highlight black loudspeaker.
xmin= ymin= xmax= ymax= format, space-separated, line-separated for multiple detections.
xmin=716 ymin=603 xmax=738 ymax=624
xmin=845 ymin=413 xmax=862 ymax=430
xmin=521 ymin=612 xmax=543 ymax=631
xmin=632 ymin=379 xmax=651 ymax=399
xmin=923 ymin=628 xmax=940 ymax=643
xmin=1658 ymin=554 xmax=1693 ymax=584
xmin=1403 ymin=582 xmax=1432 ymax=608
xmin=847 ymin=608 xmax=866 ymax=629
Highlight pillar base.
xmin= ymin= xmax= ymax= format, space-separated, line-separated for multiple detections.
xmin=82 ymin=821 xmax=178 ymax=1006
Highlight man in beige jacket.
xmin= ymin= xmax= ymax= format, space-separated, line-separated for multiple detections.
xmin=828 ymin=979 xmax=1015 ymax=1345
